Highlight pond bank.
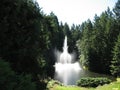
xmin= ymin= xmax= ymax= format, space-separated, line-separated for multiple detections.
xmin=48 ymin=78 xmax=120 ymax=90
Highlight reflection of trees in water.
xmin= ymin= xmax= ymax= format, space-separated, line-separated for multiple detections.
xmin=79 ymin=70 xmax=115 ymax=80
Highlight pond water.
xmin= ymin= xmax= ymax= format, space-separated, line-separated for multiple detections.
xmin=54 ymin=67 xmax=115 ymax=85
xmin=78 ymin=69 xmax=114 ymax=79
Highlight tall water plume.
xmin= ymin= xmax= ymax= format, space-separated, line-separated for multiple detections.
xmin=54 ymin=36 xmax=82 ymax=85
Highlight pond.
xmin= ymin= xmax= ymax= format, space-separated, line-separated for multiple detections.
xmin=54 ymin=67 xmax=115 ymax=85
xmin=78 ymin=69 xmax=114 ymax=79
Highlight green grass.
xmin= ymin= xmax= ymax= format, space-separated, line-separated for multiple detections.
xmin=96 ymin=78 xmax=120 ymax=90
xmin=53 ymin=85 xmax=94 ymax=90
xmin=49 ymin=78 xmax=120 ymax=90
xmin=96 ymin=82 xmax=120 ymax=90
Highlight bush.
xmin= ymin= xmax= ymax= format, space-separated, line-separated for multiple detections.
xmin=77 ymin=77 xmax=111 ymax=87
xmin=47 ymin=80 xmax=63 ymax=88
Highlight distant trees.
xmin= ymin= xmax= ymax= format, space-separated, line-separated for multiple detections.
xmin=76 ymin=0 xmax=120 ymax=76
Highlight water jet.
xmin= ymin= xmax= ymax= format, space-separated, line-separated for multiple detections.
xmin=54 ymin=36 xmax=82 ymax=85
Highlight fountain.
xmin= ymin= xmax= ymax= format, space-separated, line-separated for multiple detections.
xmin=54 ymin=36 xmax=82 ymax=85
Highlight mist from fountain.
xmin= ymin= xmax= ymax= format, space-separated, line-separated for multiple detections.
xmin=54 ymin=36 xmax=82 ymax=85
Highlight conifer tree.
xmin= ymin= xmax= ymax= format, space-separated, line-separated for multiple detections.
xmin=110 ymin=34 xmax=120 ymax=76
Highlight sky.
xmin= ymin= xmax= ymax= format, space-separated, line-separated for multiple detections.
xmin=36 ymin=0 xmax=117 ymax=26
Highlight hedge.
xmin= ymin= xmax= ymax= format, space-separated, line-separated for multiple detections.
xmin=77 ymin=77 xmax=111 ymax=87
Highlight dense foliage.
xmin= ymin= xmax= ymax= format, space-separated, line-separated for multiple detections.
xmin=77 ymin=0 xmax=120 ymax=76
xmin=47 ymin=79 xmax=63 ymax=89
xmin=0 ymin=0 xmax=80 ymax=89
xmin=0 ymin=0 xmax=120 ymax=89
xmin=110 ymin=34 xmax=120 ymax=76
xmin=77 ymin=77 xmax=111 ymax=87
xmin=0 ymin=59 xmax=36 ymax=90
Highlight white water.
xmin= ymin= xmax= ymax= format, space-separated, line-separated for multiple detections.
xmin=54 ymin=36 xmax=82 ymax=85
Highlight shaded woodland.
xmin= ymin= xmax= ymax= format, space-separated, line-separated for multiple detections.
xmin=0 ymin=0 xmax=120 ymax=90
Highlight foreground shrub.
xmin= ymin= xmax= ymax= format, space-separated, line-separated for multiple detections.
xmin=47 ymin=79 xmax=63 ymax=88
xmin=77 ymin=77 xmax=111 ymax=87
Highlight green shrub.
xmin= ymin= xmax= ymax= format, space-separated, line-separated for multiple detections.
xmin=77 ymin=77 xmax=111 ymax=87
xmin=47 ymin=80 xmax=63 ymax=88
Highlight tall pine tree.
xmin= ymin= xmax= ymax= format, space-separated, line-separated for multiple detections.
xmin=110 ymin=34 xmax=120 ymax=76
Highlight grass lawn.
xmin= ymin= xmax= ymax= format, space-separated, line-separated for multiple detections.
xmin=49 ymin=78 xmax=120 ymax=90
xmin=96 ymin=82 xmax=120 ymax=90
xmin=52 ymin=85 xmax=94 ymax=90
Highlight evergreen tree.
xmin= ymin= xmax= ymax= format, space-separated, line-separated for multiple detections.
xmin=110 ymin=34 xmax=120 ymax=76
xmin=0 ymin=59 xmax=36 ymax=90
xmin=0 ymin=0 xmax=44 ymax=74
xmin=76 ymin=8 xmax=118 ymax=74
xmin=76 ymin=20 xmax=93 ymax=67
xmin=113 ymin=0 xmax=120 ymax=20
